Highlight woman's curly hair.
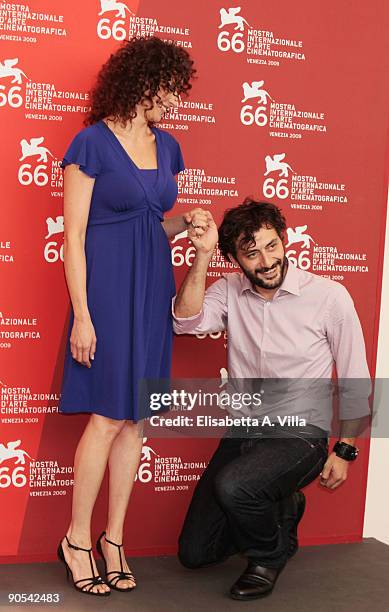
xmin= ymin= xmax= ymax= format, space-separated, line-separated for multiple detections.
xmin=85 ymin=36 xmax=196 ymax=126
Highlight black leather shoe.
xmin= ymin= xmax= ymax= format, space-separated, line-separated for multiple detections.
xmin=229 ymin=562 xmax=283 ymax=600
xmin=286 ymin=491 xmax=306 ymax=558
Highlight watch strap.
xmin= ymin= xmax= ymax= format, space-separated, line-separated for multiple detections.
xmin=333 ymin=441 xmax=358 ymax=461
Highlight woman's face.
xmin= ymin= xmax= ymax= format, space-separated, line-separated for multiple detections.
xmin=143 ymin=87 xmax=180 ymax=123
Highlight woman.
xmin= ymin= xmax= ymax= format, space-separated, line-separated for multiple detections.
xmin=57 ymin=36 xmax=211 ymax=596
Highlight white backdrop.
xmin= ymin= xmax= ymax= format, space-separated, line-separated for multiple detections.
xmin=364 ymin=192 xmax=389 ymax=545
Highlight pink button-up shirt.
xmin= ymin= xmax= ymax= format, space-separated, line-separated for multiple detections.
xmin=172 ymin=263 xmax=371 ymax=432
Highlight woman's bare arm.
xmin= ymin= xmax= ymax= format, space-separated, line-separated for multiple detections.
xmin=161 ymin=214 xmax=188 ymax=239
xmin=63 ymin=165 xmax=96 ymax=367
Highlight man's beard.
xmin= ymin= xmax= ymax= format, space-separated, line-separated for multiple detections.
xmin=241 ymin=256 xmax=287 ymax=289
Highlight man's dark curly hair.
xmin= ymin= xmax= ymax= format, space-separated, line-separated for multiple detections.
xmin=218 ymin=198 xmax=287 ymax=262
xmin=85 ymin=36 xmax=196 ymax=126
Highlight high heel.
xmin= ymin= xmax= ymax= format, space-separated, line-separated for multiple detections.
xmin=57 ymin=536 xmax=110 ymax=597
xmin=96 ymin=531 xmax=136 ymax=592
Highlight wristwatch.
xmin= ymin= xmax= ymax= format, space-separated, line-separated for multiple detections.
xmin=333 ymin=441 xmax=359 ymax=461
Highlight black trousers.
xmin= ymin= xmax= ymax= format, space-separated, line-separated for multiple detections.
xmin=178 ymin=425 xmax=328 ymax=570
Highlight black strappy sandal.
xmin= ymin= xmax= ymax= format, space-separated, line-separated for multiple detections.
xmin=96 ymin=531 xmax=136 ymax=592
xmin=57 ymin=536 xmax=110 ymax=597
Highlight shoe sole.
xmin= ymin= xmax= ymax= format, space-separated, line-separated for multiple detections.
xmin=230 ymin=589 xmax=274 ymax=601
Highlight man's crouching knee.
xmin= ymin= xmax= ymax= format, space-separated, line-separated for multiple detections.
xmin=178 ymin=536 xmax=207 ymax=569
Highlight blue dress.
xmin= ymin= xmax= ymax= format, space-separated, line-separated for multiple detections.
xmin=58 ymin=120 xmax=184 ymax=421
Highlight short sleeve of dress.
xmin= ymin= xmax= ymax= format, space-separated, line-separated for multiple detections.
xmin=163 ymin=131 xmax=185 ymax=176
xmin=61 ymin=128 xmax=101 ymax=178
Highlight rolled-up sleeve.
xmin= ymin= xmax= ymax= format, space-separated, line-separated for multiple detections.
xmin=326 ymin=283 xmax=371 ymax=419
xmin=172 ymin=276 xmax=228 ymax=335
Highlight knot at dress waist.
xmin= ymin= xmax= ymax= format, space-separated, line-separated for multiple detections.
xmin=87 ymin=207 xmax=163 ymax=227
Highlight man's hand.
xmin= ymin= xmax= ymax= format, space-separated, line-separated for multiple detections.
xmin=319 ymin=452 xmax=349 ymax=489
xmin=186 ymin=211 xmax=219 ymax=256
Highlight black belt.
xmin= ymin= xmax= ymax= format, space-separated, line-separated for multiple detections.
xmin=227 ymin=422 xmax=329 ymax=440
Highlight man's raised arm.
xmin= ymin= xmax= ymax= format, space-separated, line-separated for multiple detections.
xmin=173 ymin=214 xmax=228 ymax=335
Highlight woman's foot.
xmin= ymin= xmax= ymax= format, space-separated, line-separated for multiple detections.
xmin=98 ymin=532 xmax=136 ymax=590
xmin=61 ymin=536 xmax=110 ymax=595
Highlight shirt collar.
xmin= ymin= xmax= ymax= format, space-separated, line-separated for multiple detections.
xmin=240 ymin=260 xmax=301 ymax=297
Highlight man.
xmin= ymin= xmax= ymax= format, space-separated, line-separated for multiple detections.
xmin=172 ymin=199 xmax=370 ymax=600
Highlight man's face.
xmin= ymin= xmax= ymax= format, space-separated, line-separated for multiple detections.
xmin=233 ymin=226 xmax=286 ymax=290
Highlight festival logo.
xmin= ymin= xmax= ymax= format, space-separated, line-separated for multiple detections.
xmin=285 ymin=225 xmax=369 ymax=279
xmin=219 ymin=7 xmax=250 ymax=31
xmin=159 ymin=98 xmax=216 ymax=132
xmin=260 ymin=153 xmax=348 ymax=209
xmin=0 ymin=58 xmax=28 ymax=108
xmin=44 ymin=216 xmax=64 ymax=264
xmin=20 ymin=136 xmax=53 ymax=163
xmin=240 ymin=80 xmax=327 ymax=138
xmin=0 ymin=6 xmax=67 ymax=44
xmin=96 ymin=1 xmax=191 ymax=48
xmin=0 ymin=440 xmax=32 ymax=490
xmin=217 ymin=6 xmax=305 ymax=66
xmin=99 ymin=0 xmax=135 ymax=18
xmin=207 ymin=246 xmax=239 ymax=278
xmin=240 ymin=80 xmax=272 ymax=128
xmin=15 ymin=135 xmax=64 ymax=264
xmin=0 ymin=436 xmax=73 ymax=496
xmin=171 ymin=229 xmax=188 ymax=245
xmin=0 ymin=57 xmax=90 ymax=119
xmin=0 ymin=311 xmax=41 ymax=346
xmin=97 ymin=0 xmax=136 ymax=40
xmin=242 ymin=80 xmax=273 ymax=104
xmin=0 ymin=440 xmax=32 ymax=465
xmin=1 ymin=384 xmax=59 ymax=421
xmin=0 ymin=58 xmax=29 ymax=83
xmin=170 ymin=230 xmax=195 ymax=268
xmin=217 ymin=7 xmax=252 ymax=54
xmin=135 ymin=437 xmax=158 ymax=484
xmin=264 ymin=153 xmax=295 ymax=177
xmin=18 ymin=136 xmax=54 ymax=188
xmin=177 ymin=167 xmax=239 ymax=205
xmin=135 ymin=437 xmax=205 ymax=492
xmin=45 ymin=216 xmax=64 ymax=239
xmin=170 ymin=232 xmax=237 ymax=278
xmin=17 ymin=136 xmax=62 ymax=190
xmin=286 ymin=225 xmax=315 ymax=249
xmin=285 ymin=225 xmax=315 ymax=272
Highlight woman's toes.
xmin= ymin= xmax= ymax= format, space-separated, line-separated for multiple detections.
xmin=117 ymin=578 xmax=134 ymax=590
